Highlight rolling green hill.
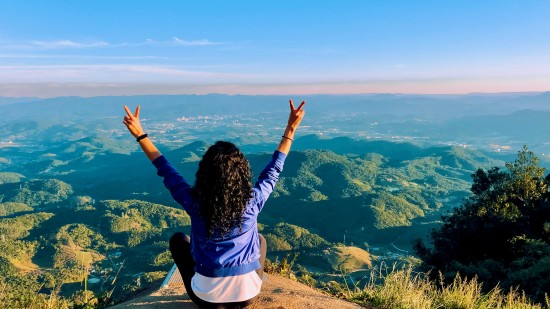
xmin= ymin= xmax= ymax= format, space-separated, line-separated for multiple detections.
xmin=0 ymin=136 xmax=508 ymax=305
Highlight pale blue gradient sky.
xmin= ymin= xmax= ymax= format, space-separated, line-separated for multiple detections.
xmin=0 ymin=1 xmax=549 ymax=96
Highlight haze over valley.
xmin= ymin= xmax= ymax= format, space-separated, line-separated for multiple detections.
xmin=2 ymin=92 xmax=550 ymax=156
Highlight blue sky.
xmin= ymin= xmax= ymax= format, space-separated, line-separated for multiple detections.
xmin=0 ymin=1 xmax=549 ymax=96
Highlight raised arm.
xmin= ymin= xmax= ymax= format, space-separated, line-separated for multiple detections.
xmin=277 ymin=99 xmax=306 ymax=154
xmin=250 ymin=99 xmax=306 ymax=213
xmin=122 ymin=105 xmax=162 ymax=162
xmin=123 ymin=105 xmax=193 ymax=211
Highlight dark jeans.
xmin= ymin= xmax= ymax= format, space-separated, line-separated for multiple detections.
xmin=169 ymin=232 xmax=267 ymax=309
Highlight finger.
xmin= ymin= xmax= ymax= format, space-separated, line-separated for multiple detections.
xmin=296 ymin=101 xmax=306 ymax=111
xmin=289 ymin=99 xmax=295 ymax=111
xmin=124 ymin=105 xmax=133 ymax=118
xmin=135 ymin=105 xmax=140 ymax=118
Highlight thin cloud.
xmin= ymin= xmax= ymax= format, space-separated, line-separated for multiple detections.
xmin=136 ymin=37 xmax=225 ymax=47
xmin=30 ymin=40 xmax=109 ymax=49
xmin=0 ymin=54 xmax=169 ymax=60
xmin=171 ymin=37 xmax=223 ymax=46
xmin=0 ymin=38 xmax=226 ymax=50
xmin=391 ymin=64 xmax=408 ymax=69
xmin=0 ymin=64 xmax=252 ymax=83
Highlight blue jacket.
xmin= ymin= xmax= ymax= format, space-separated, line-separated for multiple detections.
xmin=153 ymin=150 xmax=286 ymax=277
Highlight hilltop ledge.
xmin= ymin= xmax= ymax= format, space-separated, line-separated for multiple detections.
xmin=110 ymin=272 xmax=362 ymax=309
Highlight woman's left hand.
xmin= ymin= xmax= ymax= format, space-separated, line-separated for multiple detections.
xmin=123 ymin=105 xmax=145 ymax=138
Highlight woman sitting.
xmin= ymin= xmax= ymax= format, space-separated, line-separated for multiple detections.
xmin=122 ymin=100 xmax=306 ymax=308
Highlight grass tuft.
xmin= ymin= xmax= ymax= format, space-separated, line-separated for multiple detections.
xmin=267 ymin=259 xmax=549 ymax=309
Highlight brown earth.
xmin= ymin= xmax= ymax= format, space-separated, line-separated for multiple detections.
xmin=110 ymin=274 xmax=364 ymax=309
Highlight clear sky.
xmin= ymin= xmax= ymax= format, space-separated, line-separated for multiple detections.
xmin=0 ymin=0 xmax=549 ymax=96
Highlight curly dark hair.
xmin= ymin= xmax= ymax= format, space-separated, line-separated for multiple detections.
xmin=192 ymin=141 xmax=253 ymax=238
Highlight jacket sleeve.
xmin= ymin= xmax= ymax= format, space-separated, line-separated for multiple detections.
xmin=250 ymin=150 xmax=287 ymax=214
xmin=152 ymin=155 xmax=194 ymax=213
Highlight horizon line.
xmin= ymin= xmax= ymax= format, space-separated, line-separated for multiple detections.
xmin=0 ymin=81 xmax=549 ymax=98
xmin=1 ymin=91 xmax=548 ymax=100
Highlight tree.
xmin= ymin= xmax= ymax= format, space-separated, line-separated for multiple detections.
xmin=414 ymin=146 xmax=550 ymax=302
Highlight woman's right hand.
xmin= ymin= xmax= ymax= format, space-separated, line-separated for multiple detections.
xmin=277 ymin=99 xmax=306 ymax=154
xmin=123 ymin=105 xmax=162 ymax=162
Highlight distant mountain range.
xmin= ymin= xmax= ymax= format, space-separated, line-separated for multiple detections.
xmin=1 ymin=93 xmax=548 ymax=158
xmin=1 ymin=92 xmax=549 ymax=121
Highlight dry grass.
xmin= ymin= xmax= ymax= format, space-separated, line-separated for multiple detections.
xmin=345 ymin=265 xmax=548 ymax=309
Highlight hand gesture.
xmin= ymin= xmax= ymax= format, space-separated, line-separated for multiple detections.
xmin=287 ymin=99 xmax=306 ymax=131
xmin=123 ymin=105 xmax=145 ymax=138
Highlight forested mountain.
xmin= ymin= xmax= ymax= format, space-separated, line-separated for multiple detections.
xmin=0 ymin=134 xmax=505 ymax=305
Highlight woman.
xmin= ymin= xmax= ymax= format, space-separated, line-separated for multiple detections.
xmin=123 ymin=100 xmax=306 ymax=308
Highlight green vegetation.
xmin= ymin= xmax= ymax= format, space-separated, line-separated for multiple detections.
xmin=0 ymin=202 xmax=33 ymax=216
xmin=263 ymin=222 xmax=329 ymax=252
xmin=0 ymin=272 xmax=71 ymax=309
xmin=0 ymin=239 xmax=39 ymax=264
xmin=100 ymin=199 xmax=190 ymax=247
xmin=2 ymin=179 xmax=73 ymax=208
xmin=415 ymin=146 xmax=550 ymax=303
xmin=0 ymin=176 xmax=192 ymax=307
xmin=325 ymin=245 xmax=372 ymax=272
xmin=254 ymin=145 xmax=484 ymax=250
xmin=370 ymin=191 xmax=425 ymax=228
xmin=0 ymin=212 xmax=53 ymax=239
xmin=262 ymin=145 xmax=549 ymax=308
xmin=3 ymin=135 xmax=546 ymax=307
xmin=0 ymin=172 xmax=25 ymax=185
